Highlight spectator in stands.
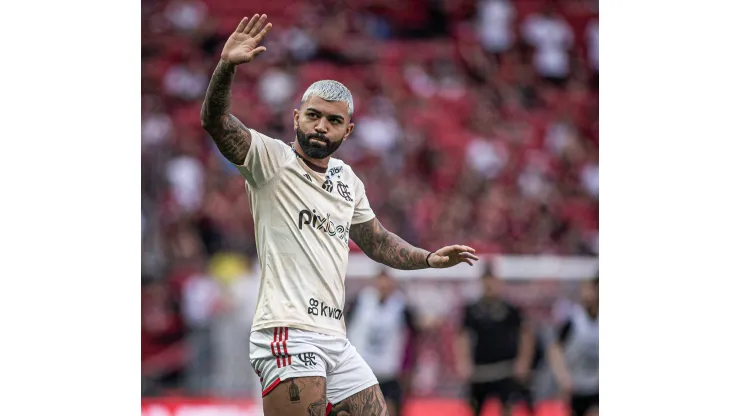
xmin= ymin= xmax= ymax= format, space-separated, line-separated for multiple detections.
xmin=284 ymin=24 xmax=319 ymax=61
xmin=142 ymin=95 xmax=174 ymax=149
xmin=165 ymin=146 xmax=205 ymax=215
xmin=522 ymin=3 xmax=574 ymax=85
xmin=141 ymin=277 xmax=186 ymax=395
xmin=165 ymin=0 xmax=208 ymax=34
xmin=347 ymin=270 xmax=419 ymax=416
xmin=466 ymin=135 xmax=509 ymax=180
xmin=163 ymin=59 xmax=209 ymax=101
xmin=477 ymin=0 xmax=517 ymax=55
xmin=580 ymin=156 xmax=598 ymax=199
xmin=354 ymin=96 xmax=402 ymax=161
xmin=456 ymin=269 xmax=536 ymax=416
xmin=257 ymin=67 xmax=296 ymax=109
xmin=586 ymin=18 xmax=598 ymax=74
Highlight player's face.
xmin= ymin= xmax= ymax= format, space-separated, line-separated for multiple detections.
xmin=294 ymin=96 xmax=354 ymax=159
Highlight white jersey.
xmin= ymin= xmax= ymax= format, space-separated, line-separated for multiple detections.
xmin=237 ymin=129 xmax=375 ymax=338
xmin=562 ymin=305 xmax=599 ymax=394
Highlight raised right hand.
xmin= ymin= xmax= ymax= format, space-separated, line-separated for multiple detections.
xmin=221 ymin=14 xmax=272 ymax=65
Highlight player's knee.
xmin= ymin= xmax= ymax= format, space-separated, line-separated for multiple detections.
xmin=262 ymin=376 xmax=327 ymax=416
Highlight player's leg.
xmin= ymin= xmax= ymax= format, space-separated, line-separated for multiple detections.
xmin=468 ymin=382 xmax=490 ymax=416
xmin=569 ymin=395 xmax=585 ymax=416
xmin=582 ymin=393 xmax=599 ymax=416
xmin=262 ymin=376 xmax=327 ymax=416
xmin=488 ymin=379 xmax=515 ymax=416
xmin=518 ymin=380 xmax=536 ymax=416
xmin=569 ymin=393 xmax=598 ymax=416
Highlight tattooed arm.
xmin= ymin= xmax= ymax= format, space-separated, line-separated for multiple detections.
xmin=200 ymin=14 xmax=272 ymax=165
xmin=200 ymin=60 xmax=251 ymax=165
xmin=349 ymin=218 xmax=480 ymax=270
xmin=349 ymin=217 xmax=431 ymax=270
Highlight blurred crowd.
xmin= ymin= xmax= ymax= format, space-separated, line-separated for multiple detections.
xmin=141 ymin=0 xmax=599 ymax=404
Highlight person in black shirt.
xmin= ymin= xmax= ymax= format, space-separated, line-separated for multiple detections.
xmin=456 ymin=271 xmax=535 ymax=416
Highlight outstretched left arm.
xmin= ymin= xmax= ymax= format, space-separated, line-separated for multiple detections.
xmin=349 ymin=217 xmax=479 ymax=270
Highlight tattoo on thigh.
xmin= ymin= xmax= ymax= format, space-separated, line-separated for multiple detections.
xmin=328 ymin=385 xmax=388 ymax=416
xmin=289 ymin=379 xmax=300 ymax=403
xmin=307 ymin=398 xmax=326 ymax=416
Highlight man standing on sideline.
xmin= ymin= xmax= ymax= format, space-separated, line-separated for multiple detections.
xmin=347 ymin=270 xmax=419 ymax=416
xmin=547 ymin=277 xmax=599 ymax=416
xmin=456 ymin=270 xmax=535 ymax=416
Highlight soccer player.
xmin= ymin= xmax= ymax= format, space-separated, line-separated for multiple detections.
xmin=200 ymin=14 xmax=479 ymax=416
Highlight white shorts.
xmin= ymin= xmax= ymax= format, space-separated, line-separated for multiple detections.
xmin=250 ymin=327 xmax=378 ymax=404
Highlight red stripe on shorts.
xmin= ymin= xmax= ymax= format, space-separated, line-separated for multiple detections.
xmin=262 ymin=377 xmax=281 ymax=397
xmin=282 ymin=327 xmax=288 ymax=367
xmin=271 ymin=327 xmax=280 ymax=368
xmin=271 ymin=328 xmax=277 ymax=356
xmin=276 ymin=327 xmax=284 ymax=368
xmin=285 ymin=327 xmax=291 ymax=365
xmin=326 ymin=403 xmax=332 ymax=415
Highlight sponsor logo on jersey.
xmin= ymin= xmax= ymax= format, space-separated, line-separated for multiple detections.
xmin=303 ymin=173 xmax=312 ymax=182
xmin=297 ymin=209 xmax=350 ymax=244
xmin=307 ymin=297 xmax=343 ymax=320
xmin=322 ymin=178 xmax=334 ymax=193
xmin=328 ymin=166 xmax=343 ymax=177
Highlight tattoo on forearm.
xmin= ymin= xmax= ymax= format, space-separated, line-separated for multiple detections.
xmin=349 ymin=218 xmax=429 ymax=270
xmin=200 ymin=60 xmax=251 ymax=165
xmin=328 ymin=385 xmax=389 ymax=416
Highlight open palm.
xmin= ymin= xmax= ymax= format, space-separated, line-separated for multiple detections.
xmin=221 ymin=14 xmax=272 ymax=65
xmin=429 ymin=245 xmax=479 ymax=268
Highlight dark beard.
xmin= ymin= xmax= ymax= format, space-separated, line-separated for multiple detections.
xmin=296 ymin=127 xmax=344 ymax=159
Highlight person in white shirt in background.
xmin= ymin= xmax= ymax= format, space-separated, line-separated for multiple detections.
xmin=182 ymin=262 xmax=222 ymax=395
xmin=586 ymin=18 xmax=598 ymax=88
xmin=522 ymin=3 xmax=574 ymax=86
xmin=347 ymin=270 xmax=419 ymax=416
xmin=477 ymin=0 xmax=517 ymax=55
xmin=547 ymin=277 xmax=599 ymax=416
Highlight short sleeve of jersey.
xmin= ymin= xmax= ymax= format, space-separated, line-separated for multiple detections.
xmin=236 ymin=129 xmax=293 ymax=188
xmin=352 ymin=177 xmax=375 ymax=225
